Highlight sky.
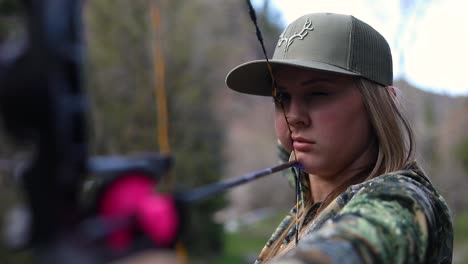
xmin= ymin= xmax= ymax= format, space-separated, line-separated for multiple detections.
xmin=254 ymin=0 xmax=468 ymax=96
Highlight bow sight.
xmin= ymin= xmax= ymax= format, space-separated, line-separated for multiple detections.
xmin=0 ymin=1 xmax=297 ymax=263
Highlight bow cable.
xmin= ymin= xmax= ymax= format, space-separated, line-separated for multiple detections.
xmin=150 ymin=1 xmax=172 ymax=184
xmin=150 ymin=2 xmax=188 ymax=262
xmin=245 ymin=0 xmax=298 ymax=162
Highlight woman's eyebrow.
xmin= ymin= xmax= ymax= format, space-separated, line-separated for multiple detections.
xmin=300 ymin=77 xmax=335 ymax=87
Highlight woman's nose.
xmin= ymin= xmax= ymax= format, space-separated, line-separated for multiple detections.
xmin=285 ymin=100 xmax=309 ymax=128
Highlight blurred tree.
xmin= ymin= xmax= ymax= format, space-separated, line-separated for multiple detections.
xmin=152 ymin=0 xmax=283 ymax=258
xmin=85 ymin=0 xmax=158 ymax=154
xmin=421 ymin=97 xmax=438 ymax=170
xmin=85 ymin=0 xmax=227 ymax=259
xmin=156 ymin=0 xmax=226 ymax=257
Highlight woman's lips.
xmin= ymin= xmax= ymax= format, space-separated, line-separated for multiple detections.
xmin=292 ymin=137 xmax=315 ymax=151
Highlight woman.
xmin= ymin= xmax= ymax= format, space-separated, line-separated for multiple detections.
xmin=226 ymin=13 xmax=452 ymax=263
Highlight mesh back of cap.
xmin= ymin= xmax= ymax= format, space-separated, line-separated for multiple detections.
xmin=350 ymin=17 xmax=393 ymax=86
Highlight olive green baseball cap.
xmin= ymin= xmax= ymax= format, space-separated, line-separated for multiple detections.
xmin=226 ymin=13 xmax=393 ymax=96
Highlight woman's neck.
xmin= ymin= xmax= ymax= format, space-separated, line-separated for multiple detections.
xmin=309 ymin=164 xmax=373 ymax=202
xmin=308 ymin=174 xmax=344 ymax=202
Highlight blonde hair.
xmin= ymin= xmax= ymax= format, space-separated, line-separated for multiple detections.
xmin=262 ymin=77 xmax=417 ymax=262
xmin=357 ymin=78 xmax=416 ymax=178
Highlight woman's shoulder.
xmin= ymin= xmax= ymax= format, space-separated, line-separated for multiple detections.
xmin=340 ymin=168 xmax=453 ymax=263
xmin=342 ymin=168 xmax=452 ymax=233
xmin=300 ymin=168 xmax=453 ymax=264
xmin=344 ymin=168 xmax=447 ymax=207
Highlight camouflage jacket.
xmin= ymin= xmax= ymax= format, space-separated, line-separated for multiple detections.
xmin=255 ymin=145 xmax=453 ymax=264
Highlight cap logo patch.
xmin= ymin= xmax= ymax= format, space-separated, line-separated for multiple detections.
xmin=277 ymin=18 xmax=314 ymax=52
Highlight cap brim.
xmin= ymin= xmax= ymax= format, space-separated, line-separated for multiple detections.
xmin=225 ymin=59 xmax=361 ymax=96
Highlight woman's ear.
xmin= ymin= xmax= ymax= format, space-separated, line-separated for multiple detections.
xmin=387 ymin=86 xmax=398 ymax=99
xmin=388 ymin=86 xmax=404 ymax=106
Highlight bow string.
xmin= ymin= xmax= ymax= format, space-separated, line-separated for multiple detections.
xmin=245 ymin=0 xmax=304 ymax=245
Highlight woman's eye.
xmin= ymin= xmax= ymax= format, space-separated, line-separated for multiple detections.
xmin=274 ymin=91 xmax=291 ymax=104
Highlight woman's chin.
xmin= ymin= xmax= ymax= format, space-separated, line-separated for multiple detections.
xmin=295 ymin=156 xmax=327 ymax=175
xmin=296 ymin=161 xmax=318 ymax=175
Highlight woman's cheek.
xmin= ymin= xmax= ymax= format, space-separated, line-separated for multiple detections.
xmin=275 ymin=117 xmax=293 ymax=151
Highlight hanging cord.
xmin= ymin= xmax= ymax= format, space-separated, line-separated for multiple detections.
xmin=293 ymin=167 xmax=306 ymax=244
xmin=245 ymin=0 xmax=302 ymax=246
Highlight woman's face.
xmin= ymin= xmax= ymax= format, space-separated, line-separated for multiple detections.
xmin=274 ymin=67 xmax=376 ymax=179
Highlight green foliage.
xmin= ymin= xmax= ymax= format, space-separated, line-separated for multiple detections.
xmin=160 ymin=0 xmax=226 ymax=256
xmin=454 ymin=211 xmax=468 ymax=264
xmin=219 ymin=212 xmax=287 ymax=263
xmin=455 ymin=137 xmax=468 ymax=174
xmin=0 ymin=247 xmax=32 ymax=264
xmin=454 ymin=211 xmax=468 ymax=242
xmin=155 ymin=0 xmax=282 ymax=258
xmin=423 ymin=97 xmax=435 ymax=127
xmin=421 ymin=97 xmax=439 ymax=167
xmin=85 ymin=0 xmax=158 ymax=154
